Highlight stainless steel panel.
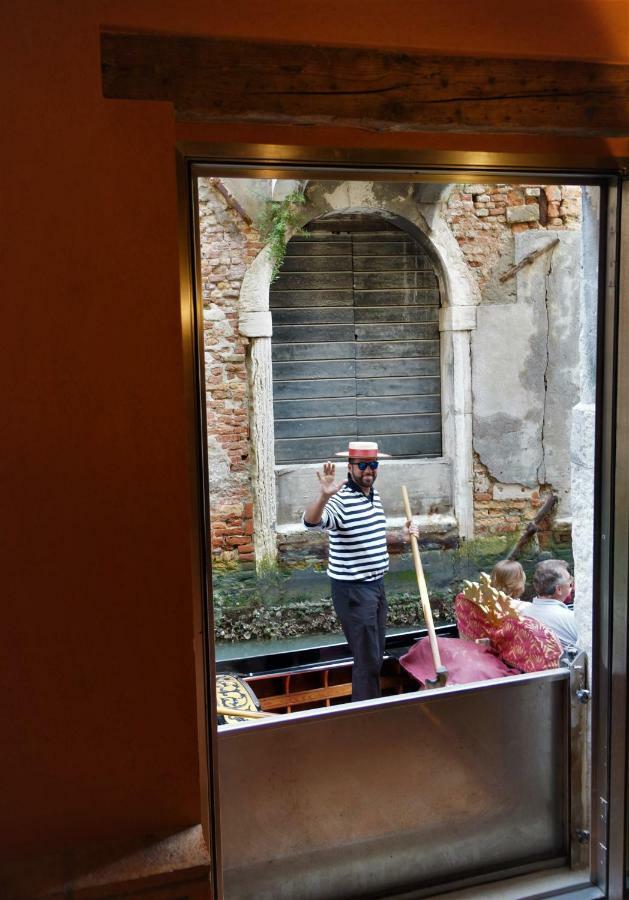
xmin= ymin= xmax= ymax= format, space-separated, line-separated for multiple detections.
xmin=219 ymin=672 xmax=569 ymax=900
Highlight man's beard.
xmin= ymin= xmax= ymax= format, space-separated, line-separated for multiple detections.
xmin=351 ymin=469 xmax=376 ymax=490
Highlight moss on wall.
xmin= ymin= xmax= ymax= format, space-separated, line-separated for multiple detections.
xmin=212 ymin=532 xmax=573 ymax=643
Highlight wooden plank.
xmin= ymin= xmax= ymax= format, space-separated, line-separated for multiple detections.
xmin=356 ymin=358 xmax=440 ymax=377
xmin=359 ymin=413 xmax=442 ymax=434
xmin=280 ymin=255 xmax=352 ymax=273
xmin=276 ymin=431 xmax=442 ymax=461
xmin=273 ymin=323 xmax=355 ymax=343
xmin=258 ymin=683 xmax=352 ymax=709
xmin=354 ymin=271 xmax=438 ymax=290
xmin=273 ymin=271 xmax=353 ymax=291
xmin=275 ymin=416 xmax=359 ymax=439
xmin=356 ymin=433 xmax=442 ymax=456
xmin=274 ymin=398 xmax=357 ymax=419
xmin=273 ymin=359 xmax=356 ymax=379
xmin=307 ymin=220 xmax=400 ymax=234
xmin=270 ymin=289 xmax=353 ymax=308
xmin=351 ymin=231 xmax=410 ymax=241
xmin=354 ymin=306 xmax=438 ymax=324
xmin=285 ymin=241 xmax=351 ymax=257
xmin=357 ymin=396 xmax=441 ymax=415
xmin=356 ymin=340 xmax=440 ymax=359
xmin=352 ymin=241 xmax=415 ymax=255
xmin=354 ymin=323 xmax=439 ymax=342
xmin=354 ymin=289 xmax=440 ymax=306
xmin=353 ymin=255 xmax=432 ymax=272
xmin=275 ymin=435 xmax=357 ymax=462
xmin=357 ymin=375 xmax=440 ymax=396
xmin=290 ymin=234 xmax=351 ymax=244
xmin=255 ymin=675 xmax=401 ymax=710
xmin=273 ymin=377 xmax=356 ymax=399
xmin=272 ymin=341 xmax=356 ymax=362
xmin=101 ymin=31 xmax=629 ymax=136
xmin=272 ymin=307 xmax=354 ymax=326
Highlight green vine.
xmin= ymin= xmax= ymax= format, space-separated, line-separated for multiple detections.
xmin=256 ymin=189 xmax=308 ymax=281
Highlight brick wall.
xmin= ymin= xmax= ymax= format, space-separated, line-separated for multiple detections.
xmin=445 ymin=183 xmax=581 ymax=288
xmin=198 ymin=179 xmax=263 ymax=564
xmin=473 ymin=455 xmax=570 ymax=546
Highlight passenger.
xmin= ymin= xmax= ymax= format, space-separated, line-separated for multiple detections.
xmin=547 ymin=557 xmax=575 ymax=607
xmin=490 ymin=560 xmax=526 ymax=610
xmin=520 ymin=559 xmax=579 ymax=649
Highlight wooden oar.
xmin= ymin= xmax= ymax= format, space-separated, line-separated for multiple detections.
xmin=401 ymin=485 xmax=448 ymax=687
xmin=216 ymin=705 xmax=277 ymax=720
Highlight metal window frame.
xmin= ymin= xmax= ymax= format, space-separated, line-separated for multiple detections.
xmin=177 ymin=143 xmax=628 ymax=899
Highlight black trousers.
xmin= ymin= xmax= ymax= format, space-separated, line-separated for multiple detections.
xmin=331 ymin=577 xmax=387 ymax=702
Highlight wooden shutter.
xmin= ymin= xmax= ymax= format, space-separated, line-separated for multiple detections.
xmin=270 ymin=218 xmax=441 ymax=464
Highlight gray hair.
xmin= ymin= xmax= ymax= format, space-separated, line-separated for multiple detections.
xmin=533 ymin=559 xmax=570 ymax=598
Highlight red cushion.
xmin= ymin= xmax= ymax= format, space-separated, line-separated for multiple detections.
xmin=400 ymin=636 xmax=515 ymax=687
xmin=492 ymin=616 xmax=562 ymax=672
xmin=455 ymin=594 xmax=493 ymax=642
xmin=454 ymin=592 xmax=562 ymax=673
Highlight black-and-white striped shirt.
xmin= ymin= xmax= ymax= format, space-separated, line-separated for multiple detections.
xmin=303 ymin=479 xmax=389 ymax=581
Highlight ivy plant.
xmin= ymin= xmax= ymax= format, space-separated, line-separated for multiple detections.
xmin=256 ymin=189 xmax=308 ymax=281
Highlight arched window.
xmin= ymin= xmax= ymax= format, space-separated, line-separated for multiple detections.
xmin=270 ymin=214 xmax=442 ymax=464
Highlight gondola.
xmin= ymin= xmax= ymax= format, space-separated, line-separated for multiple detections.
xmin=215 ymin=624 xmax=457 ymax=721
xmin=215 ymin=570 xmax=566 ymax=723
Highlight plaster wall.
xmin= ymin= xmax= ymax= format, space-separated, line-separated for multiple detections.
xmin=472 ymin=231 xmax=581 ymax=514
xmin=2 ymin=0 xmax=625 ymax=891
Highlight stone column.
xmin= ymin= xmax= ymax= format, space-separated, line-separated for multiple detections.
xmin=247 ymin=335 xmax=277 ymax=568
xmin=439 ymin=305 xmax=477 ymax=539
xmin=571 ymin=187 xmax=599 ymax=661
xmin=239 ymin=247 xmax=278 ymax=570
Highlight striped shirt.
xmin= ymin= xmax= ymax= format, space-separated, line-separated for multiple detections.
xmin=303 ymin=478 xmax=389 ymax=582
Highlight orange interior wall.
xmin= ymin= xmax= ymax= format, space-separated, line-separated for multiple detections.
xmin=1 ymin=0 xmax=627 ymax=866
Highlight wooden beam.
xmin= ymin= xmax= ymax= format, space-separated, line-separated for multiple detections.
xmin=101 ymin=31 xmax=629 ymax=136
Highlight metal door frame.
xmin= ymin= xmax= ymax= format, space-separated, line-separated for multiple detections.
xmin=177 ymin=144 xmax=629 ymax=898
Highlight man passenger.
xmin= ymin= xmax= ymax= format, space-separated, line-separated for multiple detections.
xmin=521 ymin=559 xmax=579 ymax=649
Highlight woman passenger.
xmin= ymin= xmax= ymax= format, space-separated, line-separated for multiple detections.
xmin=491 ymin=559 xmax=526 ymax=611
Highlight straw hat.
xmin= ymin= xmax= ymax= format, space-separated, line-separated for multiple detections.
xmin=334 ymin=440 xmax=391 ymax=459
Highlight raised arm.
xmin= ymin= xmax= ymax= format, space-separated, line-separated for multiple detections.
xmin=303 ymin=461 xmax=345 ymax=525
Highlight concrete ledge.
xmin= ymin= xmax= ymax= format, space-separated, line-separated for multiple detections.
xmin=276 ymin=513 xmax=457 ymax=536
xmin=276 ymin=458 xmax=453 ymax=526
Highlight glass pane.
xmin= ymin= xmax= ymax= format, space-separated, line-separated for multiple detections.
xmin=194 ymin=173 xmax=599 ymax=897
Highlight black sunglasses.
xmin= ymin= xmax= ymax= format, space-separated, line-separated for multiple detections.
xmin=352 ymin=460 xmax=379 ymax=470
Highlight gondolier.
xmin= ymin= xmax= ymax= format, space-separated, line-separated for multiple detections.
xmin=303 ymin=441 xmax=412 ymax=702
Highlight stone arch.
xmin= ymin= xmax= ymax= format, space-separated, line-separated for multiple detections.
xmin=239 ymin=182 xmax=479 ymax=567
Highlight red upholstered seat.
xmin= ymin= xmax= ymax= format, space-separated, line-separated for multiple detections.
xmin=455 ymin=594 xmax=493 ymax=642
xmin=400 ymin=636 xmax=514 ymax=687
xmin=455 ymin=593 xmax=562 ymax=673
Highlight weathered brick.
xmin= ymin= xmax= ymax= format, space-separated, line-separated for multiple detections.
xmin=506 ymin=204 xmax=539 ymax=224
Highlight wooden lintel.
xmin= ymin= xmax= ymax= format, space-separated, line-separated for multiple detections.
xmin=101 ymin=31 xmax=629 ymax=137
